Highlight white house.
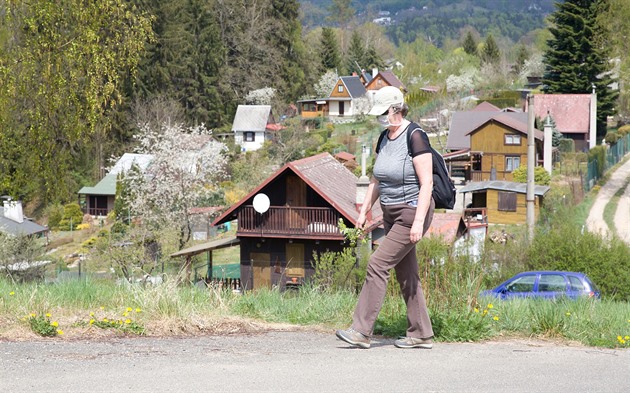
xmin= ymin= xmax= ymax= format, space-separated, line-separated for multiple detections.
xmin=232 ymin=105 xmax=278 ymax=152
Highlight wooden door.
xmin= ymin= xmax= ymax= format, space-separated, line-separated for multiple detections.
xmin=250 ymin=252 xmax=271 ymax=290
xmin=285 ymin=243 xmax=305 ymax=278
xmin=286 ymin=175 xmax=306 ymax=230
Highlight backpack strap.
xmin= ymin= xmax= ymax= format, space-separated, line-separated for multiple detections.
xmin=375 ymin=129 xmax=387 ymax=154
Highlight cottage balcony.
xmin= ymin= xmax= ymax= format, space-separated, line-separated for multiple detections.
xmin=237 ymin=206 xmax=344 ymax=240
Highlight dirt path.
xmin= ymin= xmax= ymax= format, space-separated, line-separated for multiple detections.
xmin=586 ymin=157 xmax=630 ymax=241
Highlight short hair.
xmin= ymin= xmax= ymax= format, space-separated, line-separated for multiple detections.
xmin=391 ymin=103 xmax=409 ymax=117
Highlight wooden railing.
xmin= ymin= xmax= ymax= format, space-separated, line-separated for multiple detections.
xmin=85 ymin=208 xmax=110 ymax=217
xmin=237 ymin=206 xmax=343 ymax=238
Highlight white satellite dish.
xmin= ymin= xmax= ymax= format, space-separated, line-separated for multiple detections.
xmin=252 ymin=193 xmax=270 ymax=214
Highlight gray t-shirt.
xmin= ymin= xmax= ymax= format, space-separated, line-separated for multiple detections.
xmin=373 ymin=125 xmax=432 ymax=205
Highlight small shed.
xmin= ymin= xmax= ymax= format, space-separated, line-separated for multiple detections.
xmin=459 ymin=181 xmax=550 ymax=225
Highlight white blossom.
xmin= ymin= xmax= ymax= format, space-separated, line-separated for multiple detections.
xmin=314 ymin=70 xmax=339 ymax=97
xmin=123 ymin=123 xmax=227 ymax=248
xmin=245 ymin=87 xmax=276 ymax=105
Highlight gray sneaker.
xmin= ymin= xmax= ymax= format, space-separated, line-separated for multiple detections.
xmin=394 ymin=336 xmax=433 ymax=349
xmin=336 ymin=328 xmax=370 ymax=349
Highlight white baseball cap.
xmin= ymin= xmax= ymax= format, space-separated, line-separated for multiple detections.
xmin=368 ymin=86 xmax=405 ymax=116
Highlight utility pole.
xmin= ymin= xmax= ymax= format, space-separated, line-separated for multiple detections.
xmin=526 ymin=94 xmax=536 ymax=241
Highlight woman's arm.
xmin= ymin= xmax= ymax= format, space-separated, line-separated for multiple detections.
xmin=410 ymin=151 xmax=433 ymax=242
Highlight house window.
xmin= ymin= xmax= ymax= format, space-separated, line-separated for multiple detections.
xmin=338 ymin=85 xmax=344 ymax=93
xmin=244 ymin=132 xmax=255 ymax=142
xmin=505 ymin=156 xmax=520 ymax=172
xmin=498 ymin=191 xmax=517 ymax=212
xmin=504 ymin=134 xmax=521 ymax=145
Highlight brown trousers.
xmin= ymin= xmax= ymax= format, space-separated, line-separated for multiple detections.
xmin=352 ymin=200 xmax=434 ymax=339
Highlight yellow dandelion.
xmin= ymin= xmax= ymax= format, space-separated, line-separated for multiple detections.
xmin=46 ymin=313 xmax=51 ymax=318
xmin=618 ymin=335 xmax=623 ymax=341
xmin=483 ymin=309 xmax=488 ymax=315
xmin=30 ymin=313 xmax=36 ymax=317
xmin=103 ymin=318 xmax=109 ymax=322
xmin=621 ymin=339 xmax=627 ymax=345
xmin=89 ymin=319 xmax=95 ymax=325
xmin=100 ymin=306 xmax=105 ymax=310
xmin=126 ymin=307 xmax=132 ymax=312
xmin=9 ymin=291 xmax=15 ymax=296
xmin=118 ymin=320 xmax=123 ymax=325
xmin=89 ymin=312 xmax=94 ymax=317
xmin=625 ymin=336 xmax=630 ymax=340
xmin=474 ymin=308 xmax=479 ymax=313
xmin=56 ymin=330 xmax=64 ymax=335
xmin=487 ymin=303 xmax=494 ymax=309
xmin=493 ymin=316 xmax=499 ymax=321
xmin=51 ymin=321 xmax=58 ymax=327
xmin=135 ymin=308 xmax=141 ymax=313
xmin=125 ymin=319 xmax=131 ymax=324
xmin=122 ymin=312 xmax=128 ymax=317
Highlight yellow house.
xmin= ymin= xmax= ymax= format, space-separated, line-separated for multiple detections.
xmin=466 ymin=113 xmax=544 ymax=181
xmin=459 ymin=181 xmax=550 ymax=225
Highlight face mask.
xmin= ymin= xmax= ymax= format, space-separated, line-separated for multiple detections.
xmin=376 ymin=114 xmax=390 ymax=127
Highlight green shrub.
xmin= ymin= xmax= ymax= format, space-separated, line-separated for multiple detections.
xmin=558 ymin=139 xmax=575 ymax=153
xmin=617 ymin=124 xmax=630 ymax=136
xmin=588 ymin=145 xmax=606 ymax=178
xmin=45 ymin=203 xmax=64 ymax=229
xmin=604 ymin=131 xmax=619 ymax=145
xmin=512 ymin=165 xmax=551 ymax=185
xmin=57 ymin=203 xmax=83 ymax=231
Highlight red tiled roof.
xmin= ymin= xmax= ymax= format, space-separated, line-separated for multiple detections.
xmin=528 ymin=94 xmax=592 ymax=134
xmin=265 ymin=123 xmax=285 ymax=131
xmin=426 ymin=213 xmax=464 ymax=243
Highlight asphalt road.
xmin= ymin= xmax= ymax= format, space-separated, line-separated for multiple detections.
xmin=1 ymin=331 xmax=629 ymax=392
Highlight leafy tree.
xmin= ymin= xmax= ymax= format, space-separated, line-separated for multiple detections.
xmin=314 ymin=70 xmax=340 ymax=97
xmin=0 ymin=0 xmax=153 ymax=203
xmin=512 ymin=166 xmax=551 ymax=186
xmin=542 ymin=0 xmax=618 ymax=138
xmin=481 ymin=34 xmax=501 ymax=64
xmin=58 ymin=203 xmax=84 ymax=231
xmin=462 ymin=31 xmax=478 ymax=56
xmin=320 ymin=27 xmax=342 ymax=72
xmin=600 ymin=0 xmax=630 ymax=117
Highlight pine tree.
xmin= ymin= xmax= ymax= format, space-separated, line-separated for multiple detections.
xmin=543 ymin=0 xmax=618 ymax=138
xmin=363 ymin=44 xmax=385 ymax=71
xmin=514 ymin=44 xmax=529 ymax=75
xmin=320 ymin=27 xmax=342 ymax=72
xmin=462 ymin=31 xmax=478 ymax=56
xmin=481 ymin=34 xmax=500 ymax=64
xmin=346 ymin=31 xmax=365 ymax=75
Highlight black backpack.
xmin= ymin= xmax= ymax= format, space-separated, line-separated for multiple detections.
xmin=376 ymin=124 xmax=456 ymax=210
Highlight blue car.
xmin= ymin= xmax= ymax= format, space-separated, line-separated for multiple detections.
xmin=481 ymin=271 xmax=600 ymax=300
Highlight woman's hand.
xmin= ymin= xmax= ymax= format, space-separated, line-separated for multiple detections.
xmin=356 ymin=211 xmax=367 ymax=230
xmin=410 ymin=220 xmax=424 ymax=243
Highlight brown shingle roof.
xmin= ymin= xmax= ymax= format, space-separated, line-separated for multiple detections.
xmin=212 ymin=153 xmax=383 ymax=230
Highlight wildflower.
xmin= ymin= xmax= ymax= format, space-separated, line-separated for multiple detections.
xmin=57 ymin=330 xmax=64 ymax=335
xmin=122 ymin=312 xmax=128 ymax=317
xmin=51 ymin=321 xmax=58 ymax=327
xmin=626 ymin=336 xmax=630 ymax=340
xmin=46 ymin=313 xmax=51 ymax=318
xmin=487 ymin=303 xmax=494 ymax=309
xmin=89 ymin=312 xmax=94 ymax=317
xmin=103 ymin=318 xmax=109 ymax=322
xmin=30 ymin=313 xmax=36 ymax=317
xmin=100 ymin=306 xmax=105 ymax=310
xmin=493 ymin=316 xmax=499 ymax=321
xmin=135 ymin=308 xmax=141 ymax=313
xmin=125 ymin=319 xmax=131 ymax=324
xmin=483 ymin=309 xmax=488 ymax=315
xmin=618 ymin=335 xmax=623 ymax=341
xmin=126 ymin=307 xmax=132 ymax=312
xmin=89 ymin=319 xmax=95 ymax=325
xmin=9 ymin=291 xmax=15 ymax=296
xmin=474 ymin=308 xmax=479 ymax=313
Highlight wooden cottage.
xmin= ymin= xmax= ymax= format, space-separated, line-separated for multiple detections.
xmin=211 ymin=153 xmax=383 ymax=291
xmin=459 ymin=181 xmax=549 ymax=225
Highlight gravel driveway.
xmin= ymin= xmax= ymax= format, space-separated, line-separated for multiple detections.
xmin=1 ymin=331 xmax=628 ymax=392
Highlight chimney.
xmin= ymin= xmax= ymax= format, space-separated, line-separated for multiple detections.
xmin=543 ymin=113 xmax=553 ymax=175
xmin=356 ymin=145 xmax=370 ymax=211
xmin=3 ymin=200 xmax=24 ymax=223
